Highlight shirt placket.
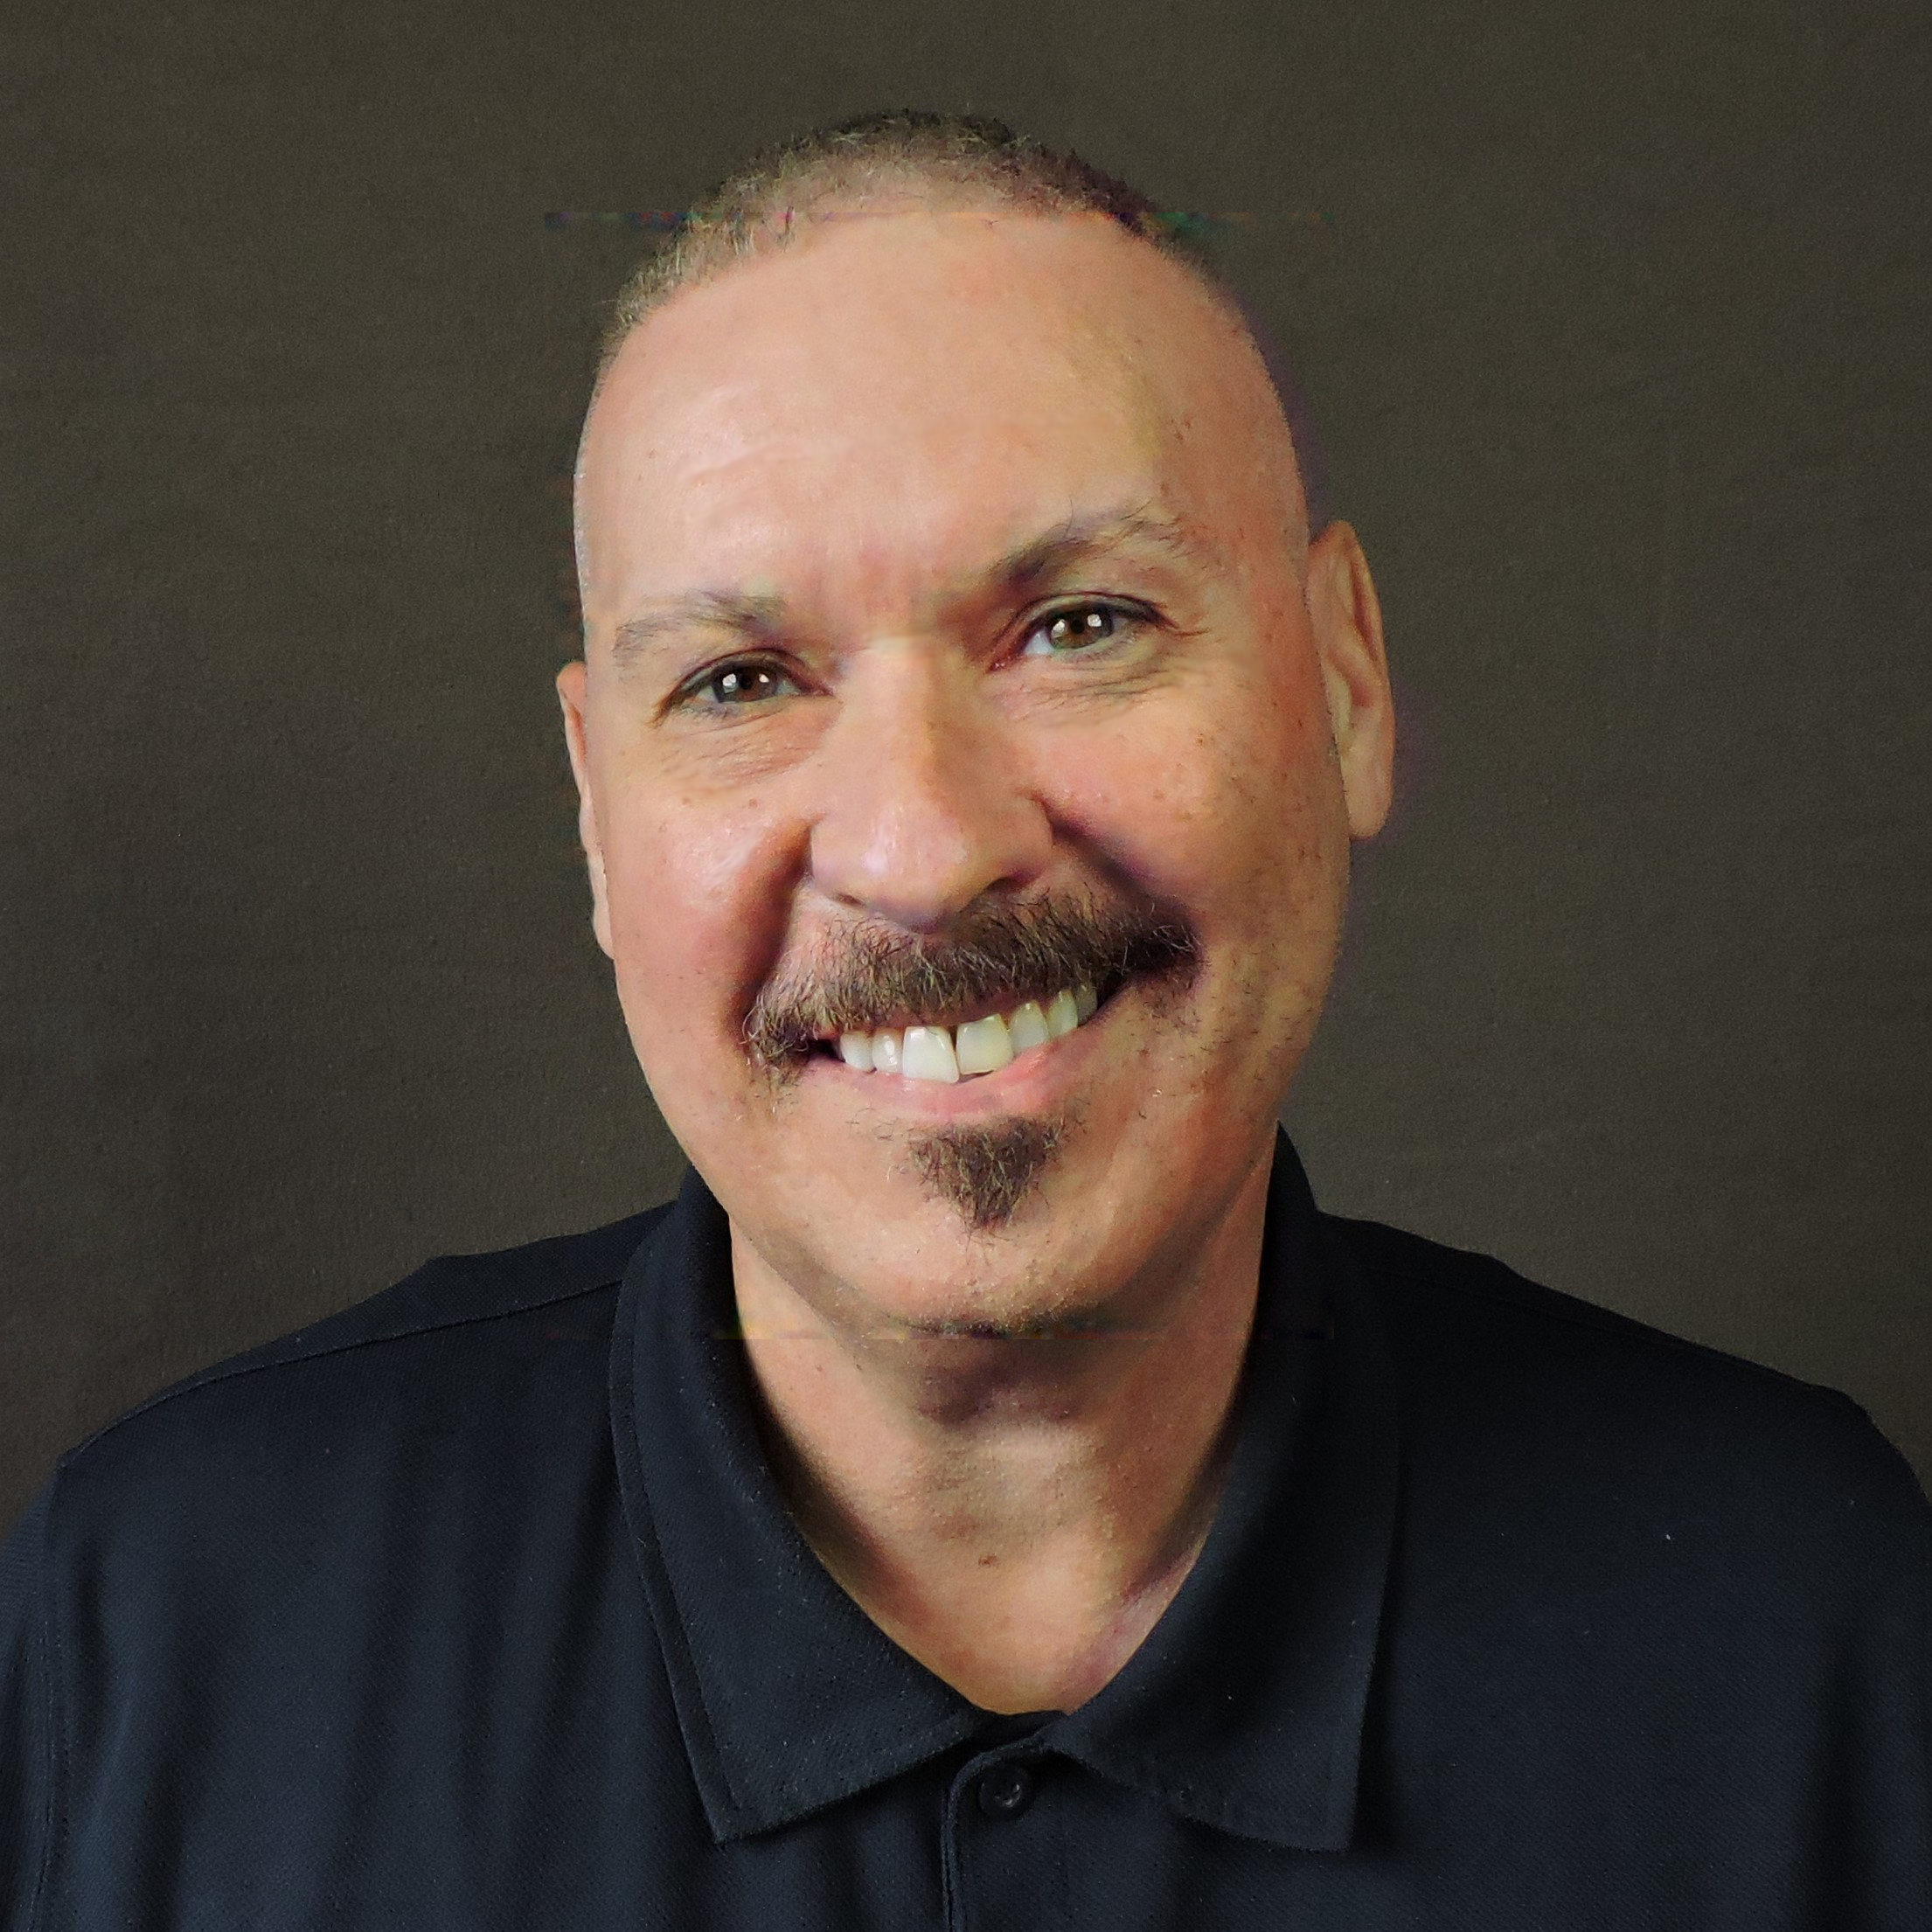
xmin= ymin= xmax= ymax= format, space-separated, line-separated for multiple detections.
xmin=940 ymin=1742 xmax=1067 ymax=1932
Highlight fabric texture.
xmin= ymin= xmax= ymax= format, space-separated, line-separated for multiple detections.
xmin=2 ymin=1129 xmax=1926 ymax=1929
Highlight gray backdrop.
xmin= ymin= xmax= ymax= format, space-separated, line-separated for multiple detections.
xmin=3 ymin=0 xmax=1928 ymax=1536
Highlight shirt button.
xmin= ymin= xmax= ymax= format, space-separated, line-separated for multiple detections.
xmin=976 ymin=1762 xmax=1037 ymax=1819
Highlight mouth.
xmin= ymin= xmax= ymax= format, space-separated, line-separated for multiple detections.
xmin=804 ymin=968 xmax=1141 ymax=1110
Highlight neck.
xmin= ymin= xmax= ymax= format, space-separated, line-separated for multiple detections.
xmin=730 ymin=1143 xmax=1274 ymax=1713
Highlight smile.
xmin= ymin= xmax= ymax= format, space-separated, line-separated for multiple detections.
xmin=810 ymin=977 xmax=1119 ymax=1087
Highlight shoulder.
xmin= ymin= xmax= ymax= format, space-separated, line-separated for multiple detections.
xmin=40 ymin=1201 xmax=673 ymax=1537
xmin=0 ymin=1202 xmax=676 ymax=1912
xmin=1324 ymin=1212 xmax=1931 ymax=1576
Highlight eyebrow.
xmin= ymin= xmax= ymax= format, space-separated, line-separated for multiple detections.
xmin=606 ymin=502 xmax=1211 ymax=673
xmin=610 ymin=589 xmax=785 ymax=671
xmin=990 ymin=504 xmax=1213 ymax=595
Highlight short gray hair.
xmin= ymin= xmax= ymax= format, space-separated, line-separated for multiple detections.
xmin=592 ymin=110 xmax=1239 ymax=397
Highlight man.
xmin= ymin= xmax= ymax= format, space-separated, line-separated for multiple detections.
xmin=3 ymin=111 xmax=1926 ymax=1929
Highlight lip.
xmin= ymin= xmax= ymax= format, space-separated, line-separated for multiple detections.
xmin=804 ymin=978 xmax=1132 ymax=1119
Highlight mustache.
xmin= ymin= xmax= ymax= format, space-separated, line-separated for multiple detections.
xmin=741 ymin=889 xmax=1202 ymax=1068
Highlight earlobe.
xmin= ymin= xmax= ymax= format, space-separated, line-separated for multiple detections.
xmin=555 ymin=661 xmax=616 ymax=959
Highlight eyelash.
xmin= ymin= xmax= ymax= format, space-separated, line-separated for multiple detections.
xmin=676 ymin=599 xmax=1152 ymax=713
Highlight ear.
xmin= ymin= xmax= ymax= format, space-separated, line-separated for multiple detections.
xmin=1304 ymin=521 xmax=1395 ymax=839
xmin=555 ymin=660 xmax=615 ymax=959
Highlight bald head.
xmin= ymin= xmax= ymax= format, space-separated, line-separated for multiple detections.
xmin=577 ymin=113 xmax=1314 ymax=591
xmin=575 ymin=204 xmax=1310 ymax=652
xmin=590 ymin=112 xmax=1242 ymax=384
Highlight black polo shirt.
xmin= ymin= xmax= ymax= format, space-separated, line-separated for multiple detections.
xmin=3 ymin=1129 xmax=1927 ymax=1929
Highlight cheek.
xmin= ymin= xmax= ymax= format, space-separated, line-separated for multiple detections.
xmin=1079 ymin=667 xmax=1338 ymax=918
xmin=596 ymin=786 xmax=786 ymax=1046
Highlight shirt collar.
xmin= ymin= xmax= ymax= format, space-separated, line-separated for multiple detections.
xmin=608 ymin=1125 xmax=1400 ymax=1850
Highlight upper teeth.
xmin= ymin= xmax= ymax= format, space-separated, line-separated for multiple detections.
xmin=835 ymin=983 xmax=1102 ymax=1083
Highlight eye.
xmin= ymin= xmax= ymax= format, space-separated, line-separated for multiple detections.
xmin=682 ymin=658 xmax=801 ymax=710
xmin=1018 ymin=601 xmax=1142 ymax=659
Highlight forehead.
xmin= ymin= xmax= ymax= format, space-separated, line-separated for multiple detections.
xmin=576 ymin=211 xmax=1282 ymax=615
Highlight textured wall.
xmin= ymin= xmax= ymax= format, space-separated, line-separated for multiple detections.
xmin=3 ymin=0 xmax=1926 ymax=1532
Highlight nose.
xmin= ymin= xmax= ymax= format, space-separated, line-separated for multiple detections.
xmin=806 ymin=640 xmax=1052 ymax=932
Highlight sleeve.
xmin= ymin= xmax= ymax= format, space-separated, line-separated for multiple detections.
xmin=0 ymin=1482 xmax=56 ymax=1932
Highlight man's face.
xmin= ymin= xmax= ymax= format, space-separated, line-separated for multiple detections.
xmin=561 ymin=206 xmax=1391 ymax=1339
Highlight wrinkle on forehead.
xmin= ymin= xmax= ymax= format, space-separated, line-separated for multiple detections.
xmin=574 ymin=209 xmax=1306 ymax=629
